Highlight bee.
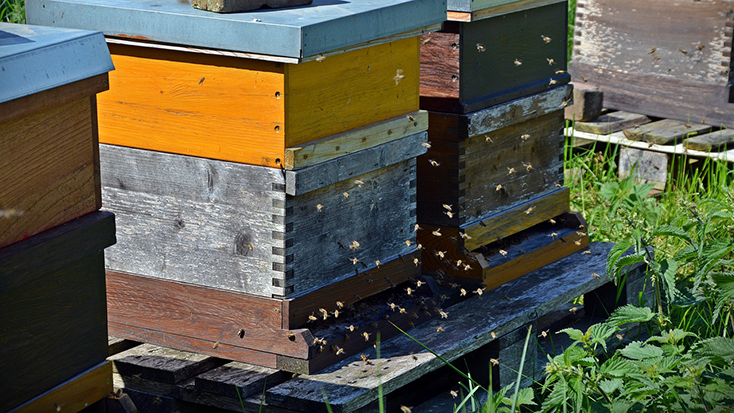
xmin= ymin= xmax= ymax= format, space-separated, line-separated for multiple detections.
xmin=539 ymin=330 xmax=549 ymax=338
xmin=432 ymin=229 xmax=442 ymax=237
xmin=495 ymin=184 xmax=503 ymax=192
xmin=375 ymin=260 xmax=381 ymax=268
xmin=343 ymin=191 xmax=349 ymax=198
xmin=514 ymin=59 xmax=522 ymax=66
xmin=616 ymin=334 xmax=624 ymax=341
xmin=525 ymin=206 xmax=535 ymax=215
xmin=460 ymin=232 xmax=472 ymax=240
xmin=351 ymin=257 xmax=359 ymax=265
xmin=316 ymin=54 xmax=326 ymax=62
xmin=414 ymin=224 xmax=422 ymax=232
xmin=520 ymin=133 xmax=530 ymax=141
xmin=476 ymin=43 xmax=485 ymax=52
xmin=577 ymin=231 xmax=587 ymax=237
xmin=401 ymin=406 xmax=413 ymax=413
xmin=416 ymin=280 xmax=424 ymax=288
xmin=350 ymin=240 xmax=360 ymax=250
xmin=393 ymin=69 xmax=405 ymax=85
xmin=319 ymin=308 xmax=328 ymax=316
xmin=347 ymin=325 xmax=356 ymax=332
xmin=333 ymin=309 xmax=340 ymax=318
xmin=491 ymin=331 xmax=497 ymax=339
xmin=406 ymin=287 xmax=413 ymax=296
xmin=449 ymin=282 xmax=459 ymax=289
xmin=523 ymin=162 xmax=533 ymax=172
xmin=490 ymin=358 xmax=500 ymax=366
xmin=549 ymin=78 xmax=557 ymax=85
xmin=460 ymin=288 xmax=467 ymax=296
xmin=498 ymin=249 xmax=508 ymax=257
xmin=443 ymin=204 xmax=453 ymax=211
xmin=388 ymin=302 xmax=397 ymax=311
xmin=308 ymin=314 xmax=318 ymax=322
xmin=428 ymin=159 xmax=440 ymax=167
xmin=696 ymin=44 xmax=705 ymax=51
xmin=581 ymin=76 xmax=588 ymax=82
xmin=399 ymin=307 xmax=407 ymax=314
xmin=474 ymin=288 xmax=484 ymax=296
xmin=583 ymin=250 xmax=591 ymax=255
xmin=413 ymin=258 xmax=420 ymax=267
xmin=508 ymin=167 xmax=516 ymax=175
xmin=336 ymin=301 xmax=344 ymax=309
xmin=549 ymin=218 xmax=557 ymax=224
xmin=450 ymin=390 xmax=458 ymax=398
xmin=435 ymin=250 xmax=446 ymax=259
xmin=286 ymin=333 xmax=296 ymax=340
xmin=485 ymin=135 xmax=494 ymax=143
xmin=574 ymin=239 xmax=582 ymax=246
xmin=569 ymin=306 xmax=578 ymax=314
xmin=592 ymin=272 xmax=601 ymax=279
xmin=648 ymin=47 xmax=657 ymax=54
xmin=439 ymin=310 xmax=449 ymax=319
xmin=316 ymin=204 xmax=324 ymax=212
xmin=464 ymin=264 xmax=472 ymax=271
xmin=550 ymin=232 xmax=558 ymax=239
xmin=560 ymin=99 xmax=569 ymax=108
xmin=354 ymin=179 xmax=364 ymax=187
xmin=541 ymin=34 xmax=552 ymax=43
xmin=407 ymin=114 xmax=415 ymax=122
xmin=653 ymin=54 xmax=660 ymax=61
xmin=213 ymin=341 xmax=219 ymax=349
xmin=547 ymin=58 xmax=556 ymax=66
xmin=422 ymin=37 xmax=431 ymax=44
xmin=679 ymin=48 xmax=688 ymax=55
xmin=421 ymin=141 xmax=432 ymax=149
xmin=456 ymin=259 xmax=463 ymax=266
xmin=363 ymin=332 xmax=371 ymax=342
xmin=555 ymin=69 xmax=566 ymax=75
xmin=436 ymin=326 xmax=444 ymax=333
xmin=445 ymin=211 xmax=454 ymax=218
xmin=335 ymin=346 xmax=345 ymax=356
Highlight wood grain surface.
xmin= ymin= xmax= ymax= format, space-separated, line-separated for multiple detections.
xmin=1 ymin=96 xmax=99 ymax=249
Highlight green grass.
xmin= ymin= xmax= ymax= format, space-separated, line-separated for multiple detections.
xmin=1 ymin=0 xmax=25 ymax=23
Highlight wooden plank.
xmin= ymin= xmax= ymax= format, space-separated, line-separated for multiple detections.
xmin=284 ymin=110 xmax=428 ymax=170
xmin=99 ymin=43 xmax=287 ymax=168
xmin=624 ymin=119 xmax=712 ymax=145
xmin=10 ymin=362 xmax=112 ymax=413
xmin=100 ymin=143 xmax=287 ymax=297
xmin=106 ymin=271 xmax=298 ymax=348
xmin=619 ymin=147 xmax=669 ymax=190
xmin=684 ymin=129 xmax=734 ymax=152
xmin=285 ymin=37 xmax=420 ymax=148
xmin=564 ymin=82 xmax=603 ymax=122
xmin=419 ymin=31 xmax=461 ymax=99
xmin=110 ymin=344 xmax=226 ymax=384
xmin=463 ymin=187 xmax=570 ymax=251
xmin=286 ymin=250 xmax=421 ymax=329
xmin=194 ymin=362 xmax=287 ymax=400
xmin=264 ymin=242 xmax=634 ymax=412
xmin=0 ymin=73 xmax=108 ymax=124
xmin=1 ymin=96 xmax=99 ymax=249
xmin=573 ymin=110 xmax=651 ymax=135
xmin=285 ymin=131 xmax=427 ymax=196
xmin=109 ymin=336 xmax=142 ymax=357
xmin=470 ymin=0 xmax=565 ymax=21
xmin=283 ymin=159 xmax=418 ymax=296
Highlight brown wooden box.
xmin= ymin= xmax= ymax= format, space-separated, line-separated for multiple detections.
xmin=570 ymin=0 xmax=734 ymax=127
xmin=420 ymin=0 xmax=570 ymax=113
xmin=0 ymin=212 xmax=116 ymax=412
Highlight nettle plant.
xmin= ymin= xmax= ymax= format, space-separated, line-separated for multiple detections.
xmin=540 ymin=182 xmax=734 ymax=412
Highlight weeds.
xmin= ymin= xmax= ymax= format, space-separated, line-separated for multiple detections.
xmin=1 ymin=0 xmax=25 ymax=24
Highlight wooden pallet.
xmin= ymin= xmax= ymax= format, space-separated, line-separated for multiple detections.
xmin=107 ymin=242 xmax=647 ymax=413
xmin=568 ymin=110 xmax=734 ymax=189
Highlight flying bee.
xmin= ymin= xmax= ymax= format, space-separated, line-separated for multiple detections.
xmin=490 ymin=358 xmax=499 ymax=366
xmin=450 ymin=390 xmax=458 ymax=398
xmin=347 ymin=325 xmax=356 ymax=332
xmin=413 ymin=258 xmax=420 ymax=267
xmin=679 ymin=48 xmax=688 ymax=55
xmin=432 ymin=229 xmax=442 ymax=237
xmin=350 ymin=240 xmax=360 ymax=250
xmin=401 ymin=406 xmax=413 ymax=413
xmin=555 ymin=69 xmax=566 ymax=75
xmin=388 ymin=302 xmax=397 ymax=311
xmin=428 ymin=159 xmax=440 ymax=167
xmin=569 ymin=307 xmax=578 ymax=314
xmin=574 ymin=239 xmax=582 ymax=246
xmin=444 ymin=211 xmax=454 ymax=218
xmin=393 ymin=69 xmax=405 ymax=85
xmin=415 ymin=280 xmax=424 ymax=288
xmin=399 ymin=307 xmax=407 ymax=314
xmin=592 ymin=272 xmax=601 ymax=279
xmin=549 ymin=78 xmax=557 ymax=85
xmin=435 ymin=250 xmax=446 ymax=259
xmin=336 ymin=301 xmax=344 ymax=309
xmin=335 ymin=346 xmax=345 ymax=356
xmin=525 ymin=206 xmax=535 ymax=215
xmin=449 ymin=282 xmax=459 ymax=289
xmin=648 ymin=47 xmax=657 ymax=54
xmin=508 ymin=167 xmax=515 ymax=175
xmin=549 ymin=218 xmax=557 ymax=224
xmin=476 ymin=43 xmax=485 ymax=52
xmin=539 ymin=330 xmax=549 ymax=338
xmin=439 ymin=310 xmax=449 ymax=319
xmin=406 ymin=287 xmax=413 ymax=296
xmin=354 ymin=179 xmax=364 ymax=187
xmin=414 ymin=224 xmax=422 ymax=232
xmin=491 ymin=331 xmax=497 ymax=339
xmin=653 ymin=54 xmax=660 ymax=61
xmin=577 ymin=231 xmax=587 ymax=237
xmin=499 ymin=249 xmax=508 ymax=257
xmin=319 ymin=308 xmax=328 ymax=316
xmin=213 ymin=341 xmax=219 ymax=349
xmin=523 ymin=162 xmax=533 ymax=171
xmin=547 ymin=58 xmax=556 ymax=65
xmin=616 ymin=334 xmax=624 ymax=341
xmin=316 ymin=204 xmax=324 ymax=212
xmin=456 ymin=259 xmax=463 ymax=266
xmin=422 ymin=37 xmax=431 ymax=44
xmin=583 ymin=250 xmax=591 ymax=255
xmin=436 ymin=326 xmax=444 ymax=333
xmin=375 ymin=260 xmax=381 ymax=268
xmin=308 ymin=314 xmax=318 ymax=322
xmin=464 ymin=264 xmax=472 ymax=271
xmin=443 ymin=204 xmax=452 ymax=211
xmin=405 ymin=240 xmax=411 ymax=247
xmin=460 ymin=288 xmax=467 ymax=296
xmin=333 ymin=309 xmax=340 ymax=318
xmin=351 ymin=257 xmax=359 ymax=265
xmin=421 ymin=142 xmax=432 ymax=149
xmin=550 ymin=232 xmax=558 ymax=239
xmin=416 ymin=243 xmax=424 ymax=250
xmin=520 ymin=133 xmax=530 ymax=141
xmin=361 ymin=332 xmax=370 ymax=342
xmin=560 ymin=99 xmax=569 ymax=108
xmin=495 ymin=184 xmax=503 ymax=192
xmin=316 ymin=54 xmax=326 ymax=62
xmin=514 ymin=58 xmax=522 ymax=66
xmin=343 ymin=191 xmax=349 ymax=198
xmin=485 ymin=135 xmax=494 ymax=143
xmin=541 ymin=34 xmax=552 ymax=43
xmin=460 ymin=232 xmax=471 ymax=240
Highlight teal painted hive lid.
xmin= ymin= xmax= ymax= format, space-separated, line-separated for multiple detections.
xmin=0 ymin=23 xmax=114 ymax=103
xmin=25 ymin=0 xmax=447 ymax=60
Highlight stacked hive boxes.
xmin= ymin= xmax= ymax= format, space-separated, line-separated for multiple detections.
xmin=417 ymin=0 xmax=589 ymax=289
xmin=28 ymin=0 xmax=447 ymax=373
xmin=0 ymin=23 xmax=116 ymax=412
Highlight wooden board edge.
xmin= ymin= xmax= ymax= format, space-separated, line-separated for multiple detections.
xmin=10 ymin=361 xmax=112 ymax=413
xmin=463 ymin=187 xmax=570 ymax=250
xmin=469 ymin=0 xmax=566 ymax=22
xmin=284 ymin=110 xmax=428 ymax=170
xmin=286 ymin=249 xmax=422 ymax=329
xmin=0 ymin=73 xmax=109 ymax=124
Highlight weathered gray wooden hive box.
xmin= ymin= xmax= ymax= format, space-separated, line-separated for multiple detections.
xmin=27 ymin=0 xmax=448 ymax=373
xmin=0 ymin=23 xmax=116 ymax=412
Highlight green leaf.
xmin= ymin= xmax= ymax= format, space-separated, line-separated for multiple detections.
xmin=654 ymin=224 xmax=694 ymax=245
xmin=607 ymin=240 xmax=634 ymax=283
xmin=607 ymin=305 xmax=655 ymax=326
xmin=659 ymin=258 xmax=678 ymax=303
xmin=558 ymin=327 xmax=584 ymax=342
xmin=541 ymin=378 xmax=568 ymax=413
xmin=599 ymin=378 xmax=623 ymax=395
xmin=694 ymin=337 xmax=734 ymax=363
xmin=712 ymin=272 xmax=734 ymax=301
xmin=513 ymin=387 xmax=536 ymax=407
xmin=590 ymin=323 xmax=616 ymax=342
xmin=601 ymin=357 xmax=639 ymax=378
xmin=619 ymin=341 xmax=664 ymax=360
xmin=646 ymin=329 xmax=697 ymax=345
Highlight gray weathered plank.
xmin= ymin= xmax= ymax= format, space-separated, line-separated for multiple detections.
xmin=573 ymin=111 xmax=651 ymax=135
xmin=285 ymin=132 xmax=427 ymax=196
xmin=624 ymin=119 xmax=712 ymax=145
xmin=109 ymin=344 xmax=225 ymax=385
xmin=194 ymin=362 xmax=287 ymax=399
xmin=684 ymin=129 xmax=734 ymax=152
xmin=265 ymin=242 xmax=637 ymax=412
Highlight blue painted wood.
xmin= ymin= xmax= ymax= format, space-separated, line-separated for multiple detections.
xmin=25 ymin=0 xmax=446 ymax=59
xmin=0 ymin=23 xmax=113 ymax=103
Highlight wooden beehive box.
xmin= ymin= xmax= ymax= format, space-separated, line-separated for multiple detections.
xmin=416 ymin=86 xmax=588 ymax=287
xmin=570 ymin=0 xmax=734 ymax=127
xmin=27 ymin=0 xmax=446 ymax=168
xmin=0 ymin=23 xmax=113 ymax=249
xmin=420 ymin=0 xmax=570 ymax=113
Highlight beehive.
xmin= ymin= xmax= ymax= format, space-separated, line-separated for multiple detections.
xmin=27 ymin=0 xmax=447 ymax=373
xmin=0 ymin=23 xmax=115 ymax=412
xmin=420 ymin=0 xmax=570 ymax=113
